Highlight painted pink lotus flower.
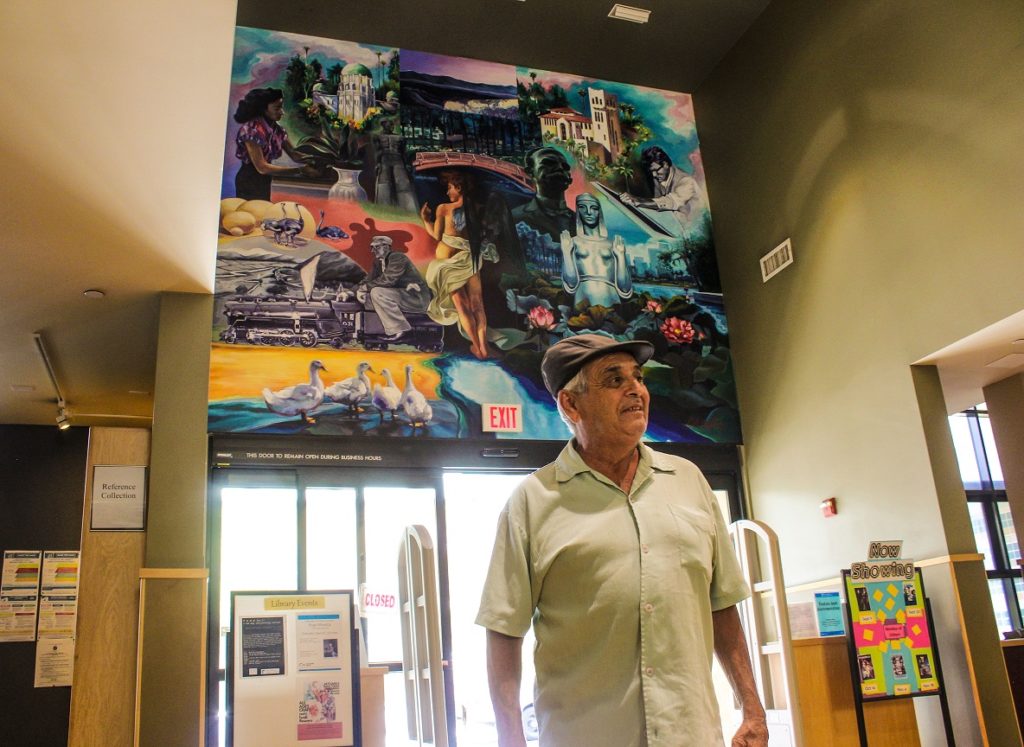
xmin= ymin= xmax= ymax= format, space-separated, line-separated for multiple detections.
xmin=645 ymin=299 xmax=662 ymax=314
xmin=527 ymin=305 xmax=555 ymax=330
xmin=660 ymin=316 xmax=696 ymax=344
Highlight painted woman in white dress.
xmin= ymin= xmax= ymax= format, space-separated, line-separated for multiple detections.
xmin=419 ymin=170 xmax=492 ymax=359
xmin=559 ymin=193 xmax=633 ymax=308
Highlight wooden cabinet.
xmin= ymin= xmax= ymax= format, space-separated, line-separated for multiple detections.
xmin=788 ymin=637 xmax=920 ymax=747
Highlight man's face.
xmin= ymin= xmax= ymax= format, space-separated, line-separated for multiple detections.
xmin=370 ymin=239 xmax=391 ymax=259
xmin=647 ymin=158 xmax=671 ymax=182
xmin=529 ymin=149 xmax=572 ymax=194
xmin=566 ymin=352 xmax=649 ymax=447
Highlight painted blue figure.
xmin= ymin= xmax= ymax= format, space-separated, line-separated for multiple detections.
xmin=559 ymin=194 xmax=632 ymax=308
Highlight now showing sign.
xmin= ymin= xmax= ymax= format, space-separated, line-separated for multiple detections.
xmin=481 ymin=403 xmax=523 ymax=433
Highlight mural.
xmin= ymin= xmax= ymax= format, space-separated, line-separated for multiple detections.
xmin=209 ymin=26 xmax=740 ymax=443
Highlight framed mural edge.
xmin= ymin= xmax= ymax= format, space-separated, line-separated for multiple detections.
xmin=209 ymin=25 xmax=741 ymax=446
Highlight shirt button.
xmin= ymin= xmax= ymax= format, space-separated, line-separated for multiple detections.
xmin=644 ymin=603 xmax=654 ymax=613
xmin=645 ymin=666 xmax=655 ymax=677
xmin=641 ymin=544 xmax=650 ymax=554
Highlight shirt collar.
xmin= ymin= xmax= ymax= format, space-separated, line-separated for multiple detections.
xmin=554 ymin=439 xmax=675 ymax=483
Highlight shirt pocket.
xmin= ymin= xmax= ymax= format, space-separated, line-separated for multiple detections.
xmin=666 ymin=504 xmax=715 ymax=578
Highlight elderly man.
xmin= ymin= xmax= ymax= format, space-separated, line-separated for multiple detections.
xmin=476 ymin=334 xmax=768 ymax=746
xmin=357 ymin=235 xmax=431 ymax=341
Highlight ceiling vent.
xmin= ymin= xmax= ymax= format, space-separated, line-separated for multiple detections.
xmin=608 ymin=4 xmax=651 ymax=23
xmin=760 ymin=238 xmax=794 ymax=283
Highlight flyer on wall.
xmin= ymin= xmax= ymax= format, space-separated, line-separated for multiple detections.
xmin=296 ymin=677 xmax=344 ymax=741
xmin=1 ymin=550 xmax=42 ymax=642
xmin=297 ymin=613 xmax=344 ymax=672
xmin=38 ymin=551 xmax=80 ymax=638
xmin=240 ymin=615 xmax=287 ymax=677
xmin=34 ymin=637 xmax=75 ymax=687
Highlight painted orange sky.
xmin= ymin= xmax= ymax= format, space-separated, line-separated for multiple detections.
xmin=208 ymin=343 xmax=441 ymax=402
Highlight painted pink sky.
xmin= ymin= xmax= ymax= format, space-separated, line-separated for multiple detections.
xmin=404 ymin=49 xmax=517 ymax=88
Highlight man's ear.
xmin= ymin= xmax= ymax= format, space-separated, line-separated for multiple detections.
xmin=558 ymin=390 xmax=579 ymax=421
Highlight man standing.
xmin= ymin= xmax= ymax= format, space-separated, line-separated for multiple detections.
xmin=357 ymin=236 xmax=431 ymax=342
xmin=476 ymin=334 xmax=768 ymax=746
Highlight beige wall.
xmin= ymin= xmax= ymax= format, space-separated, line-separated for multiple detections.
xmin=696 ymin=1 xmax=1023 ymax=744
xmin=984 ymin=372 xmax=1024 ymax=537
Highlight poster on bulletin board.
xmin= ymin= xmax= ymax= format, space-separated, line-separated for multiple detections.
xmin=841 ymin=568 xmax=941 ymax=699
xmin=229 ymin=590 xmax=360 ymax=747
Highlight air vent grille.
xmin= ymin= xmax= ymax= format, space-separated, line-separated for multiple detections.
xmin=760 ymin=239 xmax=793 ymax=283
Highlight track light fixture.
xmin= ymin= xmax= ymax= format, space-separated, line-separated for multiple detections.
xmin=56 ymin=401 xmax=71 ymax=430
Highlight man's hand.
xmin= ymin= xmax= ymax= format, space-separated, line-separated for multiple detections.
xmin=712 ymin=606 xmax=768 ymax=747
xmin=619 ymin=192 xmax=637 ymax=206
xmin=731 ymin=715 xmax=769 ymax=746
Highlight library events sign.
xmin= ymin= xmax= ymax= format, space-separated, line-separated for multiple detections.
xmin=842 ymin=540 xmax=941 ymax=699
xmin=230 ymin=591 xmax=360 ymax=746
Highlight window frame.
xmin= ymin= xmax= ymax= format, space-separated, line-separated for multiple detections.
xmin=954 ymin=406 xmax=1022 ymax=634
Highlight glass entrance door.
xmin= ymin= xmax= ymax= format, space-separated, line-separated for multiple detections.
xmin=209 ymin=469 xmax=447 ymax=747
xmin=210 ymin=461 xmax=740 ymax=746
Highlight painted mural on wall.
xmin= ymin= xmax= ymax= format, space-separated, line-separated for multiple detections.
xmin=209 ymin=26 xmax=740 ymax=443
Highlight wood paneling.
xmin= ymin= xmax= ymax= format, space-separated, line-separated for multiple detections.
xmin=790 ymin=637 xmax=920 ymax=747
xmin=68 ymin=427 xmax=149 ymax=747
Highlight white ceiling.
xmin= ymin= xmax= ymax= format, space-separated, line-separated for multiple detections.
xmin=3 ymin=0 xmax=1017 ymax=428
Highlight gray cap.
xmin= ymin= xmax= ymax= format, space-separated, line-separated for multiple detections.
xmin=540 ymin=334 xmax=655 ymax=398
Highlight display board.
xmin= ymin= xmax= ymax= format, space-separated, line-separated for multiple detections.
xmin=841 ymin=569 xmax=941 ymax=699
xmin=229 ymin=591 xmax=360 ymax=747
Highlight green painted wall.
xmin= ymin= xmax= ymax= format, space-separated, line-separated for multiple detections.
xmin=138 ymin=293 xmax=212 ymax=746
xmin=696 ymin=1 xmax=1023 ymax=744
xmin=696 ymin=0 xmax=1023 ymax=576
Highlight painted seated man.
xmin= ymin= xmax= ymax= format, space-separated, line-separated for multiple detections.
xmin=357 ymin=236 xmax=432 ymax=341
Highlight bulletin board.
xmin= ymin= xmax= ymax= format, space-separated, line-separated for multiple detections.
xmin=841 ymin=569 xmax=941 ymax=700
xmin=229 ymin=590 xmax=361 ymax=747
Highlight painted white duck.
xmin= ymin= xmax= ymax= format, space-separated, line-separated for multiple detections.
xmin=262 ymin=360 xmax=327 ymax=423
xmin=371 ymin=368 xmax=403 ymax=420
xmin=401 ymin=364 xmax=433 ymax=428
xmin=325 ymin=361 xmax=375 ymax=413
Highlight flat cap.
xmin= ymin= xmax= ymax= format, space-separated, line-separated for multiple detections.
xmin=541 ymin=334 xmax=654 ymax=398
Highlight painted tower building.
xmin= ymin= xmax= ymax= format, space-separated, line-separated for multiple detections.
xmin=338 ymin=62 xmax=375 ymax=122
xmin=537 ymin=86 xmax=622 ymax=163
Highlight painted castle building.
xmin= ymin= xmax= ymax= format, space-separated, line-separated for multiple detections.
xmin=538 ymin=86 xmax=623 ymax=163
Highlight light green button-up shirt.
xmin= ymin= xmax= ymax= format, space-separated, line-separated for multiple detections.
xmin=476 ymin=440 xmax=749 ymax=746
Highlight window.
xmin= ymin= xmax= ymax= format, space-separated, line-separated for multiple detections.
xmin=949 ymin=405 xmax=1022 ymax=634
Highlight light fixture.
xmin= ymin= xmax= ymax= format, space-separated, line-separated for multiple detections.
xmin=608 ymin=4 xmax=651 ymax=23
xmin=83 ymin=289 xmax=106 ymax=299
xmin=56 ymin=401 xmax=71 ymax=430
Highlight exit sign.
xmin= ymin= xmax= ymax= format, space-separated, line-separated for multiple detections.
xmin=482 ymin=403 xmax=523 ymax=432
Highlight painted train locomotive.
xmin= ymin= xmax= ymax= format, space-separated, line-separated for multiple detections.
xmin=219 ymin=295 xmax=444 ymax=352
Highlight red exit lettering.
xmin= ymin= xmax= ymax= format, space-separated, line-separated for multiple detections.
xmin=482 ymin=404 xmax=523 ymax=432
